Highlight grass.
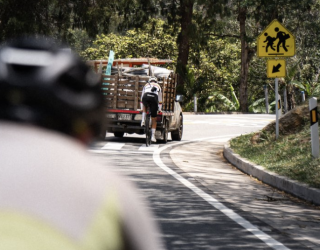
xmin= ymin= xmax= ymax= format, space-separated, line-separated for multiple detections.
xmin=230 ymin=124 xmax=320 ymax=189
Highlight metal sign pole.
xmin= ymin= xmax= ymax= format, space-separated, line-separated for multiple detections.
xmin=275 ymin=78 xmax=279 ymax=139
xmin=309 ymin=97 xmax=319 ymax=158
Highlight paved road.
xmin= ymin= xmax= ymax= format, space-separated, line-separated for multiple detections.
xmin=89 ymin=114 xmax=320 ymax=250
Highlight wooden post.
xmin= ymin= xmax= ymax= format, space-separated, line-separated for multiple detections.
xmin=98 ymin=60 xmax=103 ymax=73
xmin=134 ymin=76 xmax=139 ymax=110
xmin=162 ymin=77 xmax=167 ymax=111
xmin=113 ymin=75 xmax=119 ymax=109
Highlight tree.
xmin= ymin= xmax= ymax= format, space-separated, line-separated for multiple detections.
xmin=0 ymin=0 xmax=123 ymax=43
xmin=81 ymin=19 xmax=177 ymax=60
xmin=157 ymin=0 xmax=230 ymax=93
xmin=0 ymin=0 xmax=53 ymax=41
xmin=218 ymin=0 xmax=314 ymax=112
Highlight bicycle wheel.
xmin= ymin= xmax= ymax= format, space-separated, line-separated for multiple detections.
xmin=145 ymin=113 xmax=151 ymax=147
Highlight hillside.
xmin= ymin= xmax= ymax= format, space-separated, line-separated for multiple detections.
xmin=230 ymin=103 xmax=320 ymax=188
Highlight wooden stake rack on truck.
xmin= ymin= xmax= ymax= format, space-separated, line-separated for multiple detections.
xmin=88 ymin=58 xmax=184 ymax=143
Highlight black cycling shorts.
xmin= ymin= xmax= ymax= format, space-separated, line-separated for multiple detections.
xmin=142 ymin=92 xmax=158 ymax=117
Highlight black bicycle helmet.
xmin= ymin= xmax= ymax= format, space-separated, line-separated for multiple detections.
xmin=0 ymin=36 xmax=104 ymax=139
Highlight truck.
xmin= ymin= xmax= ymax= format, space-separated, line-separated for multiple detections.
xmin=88 ymin=58 xmax=183 ymax=143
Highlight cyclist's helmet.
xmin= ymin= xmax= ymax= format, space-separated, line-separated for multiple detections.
xmin=148 ymin=77 xmax=158 ymax=92
xmin=0 ymin=37 xmax=104 ymax=139
xmin=148 ymin=77 xmax=158 ymax=83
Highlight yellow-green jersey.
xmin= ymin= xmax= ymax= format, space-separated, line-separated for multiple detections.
xmin=0 ymin=122 xmax=164 ymax=250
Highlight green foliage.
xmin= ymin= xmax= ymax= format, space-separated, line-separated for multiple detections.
xmin=83 ymin=19 xmax=244 ymax=112
xmin=205 ymin=92 xmax=238 ymax=112
xmin=81 ymin=19 xmax=177 ymax=60
xmin=66 ymin=29 xmax=92 ymax=54
xmin=3 ymin=0 xmax=320 ymax=113
xmin=291 ymin=80 xmax=320 ymax=99
xmin=248 ymin=98 xmax=270 ymax=113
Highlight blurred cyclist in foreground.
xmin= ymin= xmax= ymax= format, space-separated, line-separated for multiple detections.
xmin=0 ymin=36 xmax=164 ymax=250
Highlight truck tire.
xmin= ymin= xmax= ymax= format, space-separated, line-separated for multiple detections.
xmin=171 ymin=115 xmax=183 ymax=141
xmin=159 ymin=120 xmax=168 ymax=143
xmin=114 ymin=132 xmax=124 ymax=138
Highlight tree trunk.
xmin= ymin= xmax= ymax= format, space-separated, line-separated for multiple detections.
xmin=176 ymin=0 xmax=194 ymax=92
xmin=238 ymin=7 xmax=249 ymax=112
xmin=286 ymin=84 xmax=296 ymax=111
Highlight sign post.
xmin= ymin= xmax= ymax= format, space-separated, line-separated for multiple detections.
xmin=257 ymin=19 xmax=295 ymax=140
xmin=275 ymin=78 xmax=280 ymax=139
xmin=309 ymin=97 xmax=319 ymax=158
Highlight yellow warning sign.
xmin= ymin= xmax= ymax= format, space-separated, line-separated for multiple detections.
xmin=267 ymin=59 xmax=286 ymax=78
xmin=257 ymin=19 xmax=295 ymax=57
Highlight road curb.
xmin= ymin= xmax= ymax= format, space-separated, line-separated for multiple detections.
xmin=223 ymin=143 xmax=320 ymax=206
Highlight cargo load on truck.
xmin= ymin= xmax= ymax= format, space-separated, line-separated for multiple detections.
xmin=87 ymin=58 xmax=183 ymax=143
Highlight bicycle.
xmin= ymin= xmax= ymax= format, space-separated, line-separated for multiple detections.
xmin=144 ymin=105 xmax=152 ymax=147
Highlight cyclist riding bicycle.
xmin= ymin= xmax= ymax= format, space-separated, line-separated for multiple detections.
xmin=141 ymin=77 xmax=162 ymax=142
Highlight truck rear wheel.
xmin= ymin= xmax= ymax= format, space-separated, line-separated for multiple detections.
xmin=171 ymin=115 xmax=183 ymax=141
xmin=114 ymin=132 xmax=124 ymax=138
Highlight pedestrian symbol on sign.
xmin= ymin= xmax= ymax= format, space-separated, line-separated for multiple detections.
xmin=263 ymin=33 xmax=276 ymax=52
xmin=257 ymin=20 xmax=295 ymax=57
xmin=274 ymin=27 xmax=290 ymax=53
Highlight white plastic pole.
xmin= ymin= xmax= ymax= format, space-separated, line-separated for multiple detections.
xmin=309 ymin=97 xmax=319 ymax=158
xmin=264 ymin=85 xmax=269 ymax=114
xmin=302 ymin=91 xmax=305 ymax=102
xmin=275 ymin=78 xmax=279 ymax=139
xmin=194 ymin=95 xmax=197 ymax=113
xmin=278 ymin=93 xmax=282 ymax=117
xmin=283 ymin=88 xmax=288 ymax=114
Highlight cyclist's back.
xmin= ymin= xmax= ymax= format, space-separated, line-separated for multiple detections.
xmin=0 ymin=37 xmax=163 ymax=250
xmin=0 ymin=122 xmax=161 ymax=249
xmin=141 ymin=77 xmax=162 ymax=142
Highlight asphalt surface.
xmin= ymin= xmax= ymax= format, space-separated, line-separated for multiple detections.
xmin=169 ymin=139 xmax=320 ymax=250
xmin=90 ymin=114 xmax=320 ymax=249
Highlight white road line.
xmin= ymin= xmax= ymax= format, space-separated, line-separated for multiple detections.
xmin=153 ymin=135 xmax=290 ymax=250
xmin=139 ymin=145 xmax=159 ymax=151
xmin=101 ymin=143 xmax=125 ymax=150
xmin=89 ymin=149 xmax=154 ymax=155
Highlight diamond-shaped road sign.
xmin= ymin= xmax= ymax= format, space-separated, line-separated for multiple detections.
xmin=267 ymin=59 xmax=286 ymax=78
xmin=257 ymin=19 xmax=295 ymax=57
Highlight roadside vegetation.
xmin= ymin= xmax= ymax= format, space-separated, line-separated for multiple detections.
xmin=2 ymin=1 xmax=320 ymax=114
xmin=230 ymin=104 xmax=320 ymax=188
